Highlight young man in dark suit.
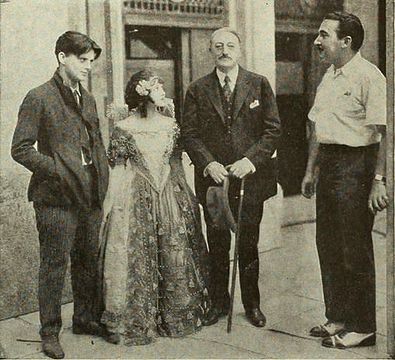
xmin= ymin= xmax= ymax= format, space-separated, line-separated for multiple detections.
xmin=11 ymin=31 xmax=109 ymax=359
xmin=181 ymin=27 xmax=281 ymax=327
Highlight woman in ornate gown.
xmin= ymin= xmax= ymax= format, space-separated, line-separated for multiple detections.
xmin=99 ymin=70 xmax=209 ymax=346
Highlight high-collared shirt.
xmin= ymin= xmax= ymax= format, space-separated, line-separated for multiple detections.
xmin=216 ymin=65 xmax=239 ymax=93
xmin=309 ymin=52 xmax=386 ymax=146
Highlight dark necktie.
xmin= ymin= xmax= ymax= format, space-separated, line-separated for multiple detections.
xmin=73 ymin=90 xmax=92 ymax=165
xmin=73 ymin=89 xmax=81 ymax=108
xmin=223 ymin=75 xmax=232 ymax=103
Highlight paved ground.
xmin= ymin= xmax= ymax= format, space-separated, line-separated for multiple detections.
xmin=0 ymin=200 xmax=389 ymax=359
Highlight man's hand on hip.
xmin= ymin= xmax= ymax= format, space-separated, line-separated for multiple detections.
xmin=228 ymin=158 xmax=255 ymax=179
xmin=205 ymin=161 xmax=229 ymax=184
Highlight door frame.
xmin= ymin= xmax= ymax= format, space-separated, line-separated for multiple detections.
xmin=385 ymin=1 xmax=394 ymax=357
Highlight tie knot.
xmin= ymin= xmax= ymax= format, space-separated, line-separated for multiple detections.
xmin=224 ymin=75 xmax=231 ymax=84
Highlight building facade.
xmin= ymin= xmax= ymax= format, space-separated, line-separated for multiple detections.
xmin=0 ymin=0 xmax=385 ymax=322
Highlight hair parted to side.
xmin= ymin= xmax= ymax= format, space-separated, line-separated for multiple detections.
xmin=324 ymin=11 xmax=364 ymax=51
xmin=55 ymin=31 xmax=102 ymax=61
xmin=124 ymin=69 xmax=164 ymax=118
xmin=210 ymin=27 xmax=241 ymax=47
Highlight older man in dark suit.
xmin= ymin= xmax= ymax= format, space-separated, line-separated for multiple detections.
xmin=181 ymin=27 xmax=281 ymax=327
xmin=11 ymin=31 xmax=109 ymax=359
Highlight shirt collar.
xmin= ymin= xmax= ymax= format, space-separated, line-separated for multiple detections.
xmin=216 ymin=65 xmax=239 ymax=85
xmin=71 ymin=84 xmax=81 ymax=97
xmin=332 ymin=52 xmax=362 ymax=78
xmin=56 ymin=68 xmax=81 ymax=96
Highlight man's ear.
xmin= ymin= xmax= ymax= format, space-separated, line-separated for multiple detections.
xmin=57 ymin=51 xmax=67 ymax=65
xmin=342 ymin=36 xmax=352 ymax=49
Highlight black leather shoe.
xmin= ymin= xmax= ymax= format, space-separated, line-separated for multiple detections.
xmin=245 ymin=308 xmax=266 ymax=327
xmin=310 ymin=321 xmax=345 ymax=338
xmin=42 ymin=335 xmax=65 ymax=359
xmin=72 ymin=321 xmax=105 ymax=336
xmin=103 ymin=330 xmax=121 ymax=345
xmin=202 ymin=308 xmax=225 ymax=326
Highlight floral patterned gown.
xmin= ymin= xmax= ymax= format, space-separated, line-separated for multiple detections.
xmin=99 ymin=105 xmax=209 ymax=346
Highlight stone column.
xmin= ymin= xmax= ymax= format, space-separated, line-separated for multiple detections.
xmin=67 ymin=0 xmax=87 ymax=34
xmin=236 ymin=0 xmax=276 ymax=89
xmin=107 ymin=0 xmax=125 ymax=108
xmin=86 ymin=0 xmax=125 ymax=145
xmin=229 ymin=0 xmax=282 ymax=252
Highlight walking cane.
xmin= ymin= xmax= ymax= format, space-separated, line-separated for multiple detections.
xmin=227 ymin=176 xmax=246 ymax=333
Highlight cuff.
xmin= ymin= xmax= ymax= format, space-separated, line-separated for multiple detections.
xmin=243 ymin=157 xmax=256 ymax=173
xmin=203 ymin=161 xmax=217 ymax=177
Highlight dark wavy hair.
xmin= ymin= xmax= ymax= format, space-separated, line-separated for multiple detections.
xmin=55 ymin=31 xmax=101 ymax=61
xmin=124 ymin=70 xmax=164 ymax=118
xmin=324 ymin=11 xmax=364 ymax=52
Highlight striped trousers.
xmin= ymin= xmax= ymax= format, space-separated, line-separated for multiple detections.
xmin=34 ymin=203 xmax=102 ymax=337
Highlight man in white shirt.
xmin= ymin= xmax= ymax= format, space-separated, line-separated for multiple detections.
xmin=302 ymin=11 xmax=388 ymax=349
xmin=182 ymin=27 xmax=281 ymax=327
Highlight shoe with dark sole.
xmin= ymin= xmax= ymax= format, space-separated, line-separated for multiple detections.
xmin=42 ymin=335 xmax=65 ymax=359
xmin=245 ymin=308 xmax=266 ymax=328
xmin=310 ymin=321 xmax=345 ymax=338
xmin=202 ymin=308 xmax=220 ymax=326
xmin=322 ymin=331 xmax=376 ymax=349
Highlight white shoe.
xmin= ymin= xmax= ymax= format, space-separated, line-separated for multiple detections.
xmin=309 ymin=321 xmax=345 ymax=337
xmin=322 ymin=330 xmax=376 ymax=349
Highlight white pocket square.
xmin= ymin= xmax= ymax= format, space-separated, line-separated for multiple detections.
xmin=249 ymin=100 xmax=260 ymax=109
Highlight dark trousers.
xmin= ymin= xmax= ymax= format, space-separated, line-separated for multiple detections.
xmin=203 ymin=191 xmax=264 ymax=311
xmin=33 ymin=167 xmax=102 ymax=337
xmin=316 ymin=143 xmax=378 ymax=333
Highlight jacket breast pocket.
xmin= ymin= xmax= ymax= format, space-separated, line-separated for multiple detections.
xmin=248 ymin=99 xmax=261 ymax=111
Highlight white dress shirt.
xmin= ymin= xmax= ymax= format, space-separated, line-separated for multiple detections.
xmin=309 ymin=52 xmax=386 ymax=146
xmin=216 ymin=65 xmax=239 ymax=93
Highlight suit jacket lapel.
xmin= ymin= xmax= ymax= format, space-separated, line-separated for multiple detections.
xmin=80 ymin=87 xmax=95 ymax=130
xmin=204 ymin=70 xmax=225 ymax=124
xmin=52 ymin=71 xmax=94 ymax=132
xmin=52 ymin=71 xmax=81 ymax=114
xmin=232 ymin=67 xmax=251 ymax=121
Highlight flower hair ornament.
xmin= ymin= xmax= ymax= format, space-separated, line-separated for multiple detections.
xmin=135 ymin=76 xmax=160 ymax=97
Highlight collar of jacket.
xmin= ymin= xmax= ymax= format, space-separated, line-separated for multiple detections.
xmin=52 ymin=69 xmax=82 ymax=112
xmin=205 ymin=66 xmax=251 ymax=124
